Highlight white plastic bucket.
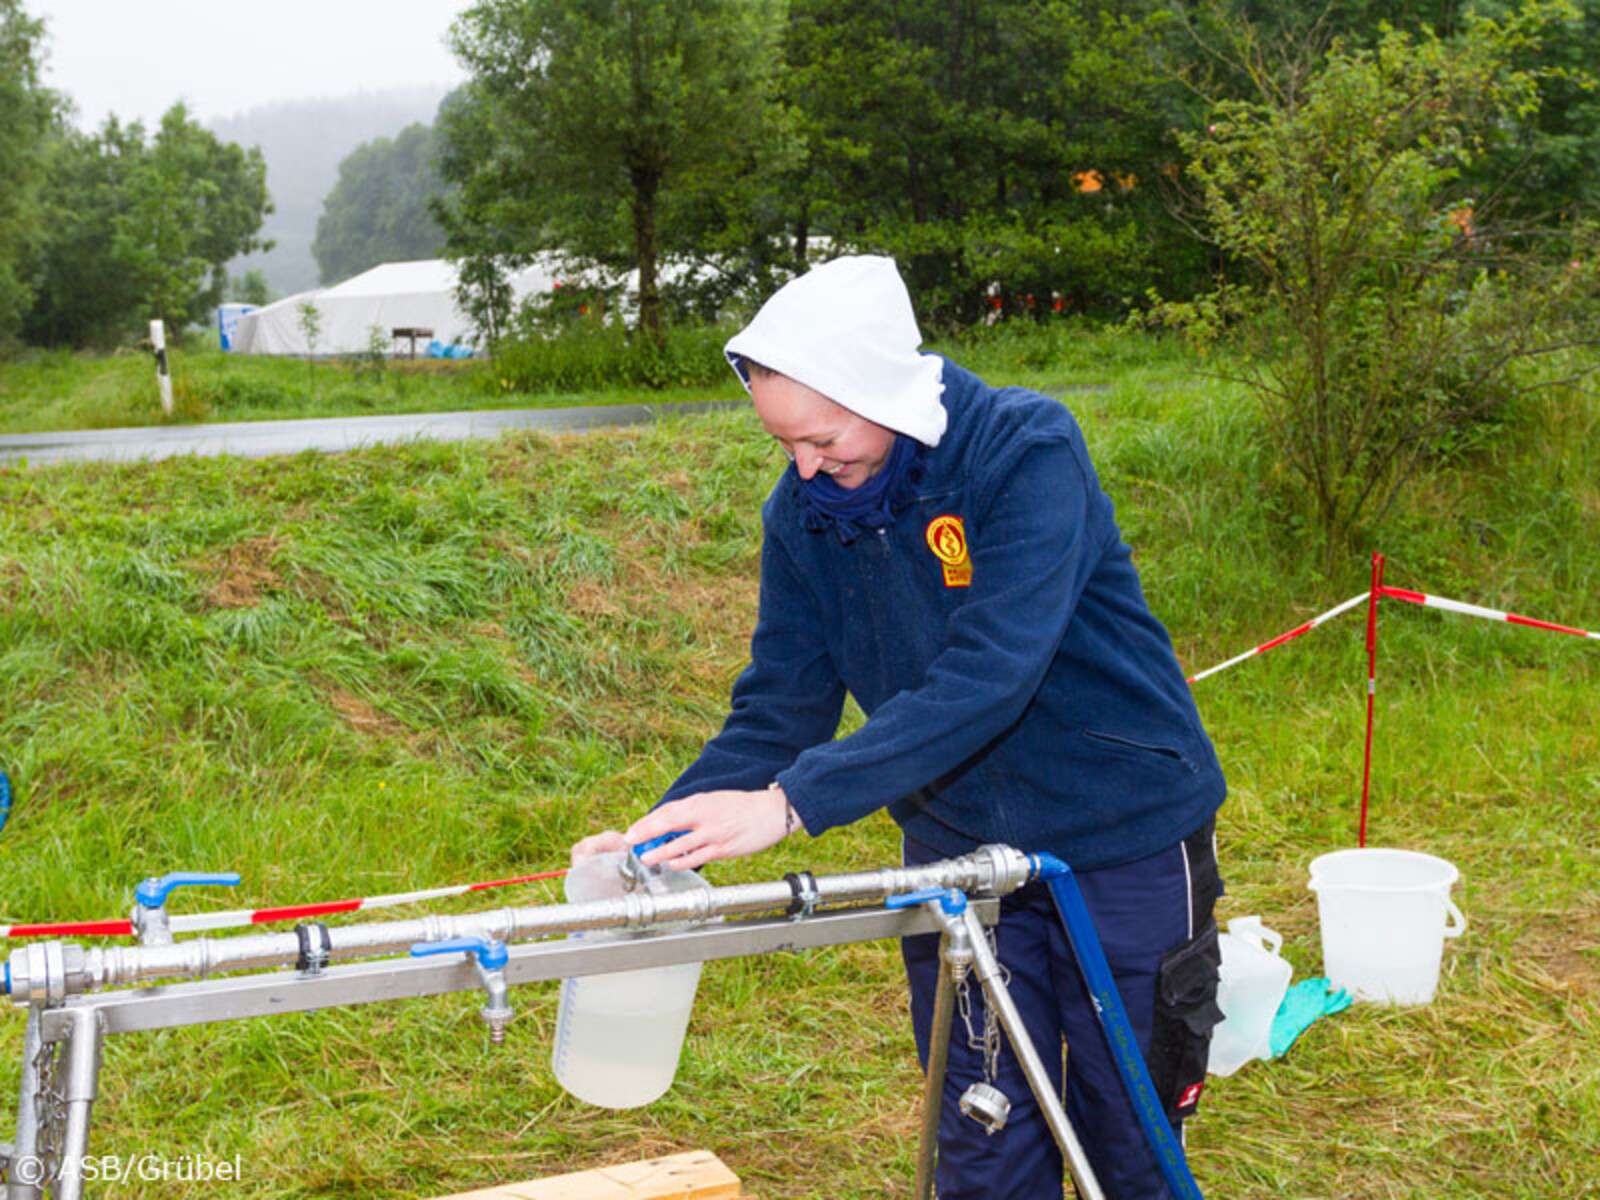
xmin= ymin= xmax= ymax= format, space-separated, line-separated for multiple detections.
xmin=552 ymin=853 xmax=709 ymax=1109
xmin=1308 ymin=848 xmax=1466 ymax=1005
xmin=1209 ymin=916 xmax=1293 ymax=1076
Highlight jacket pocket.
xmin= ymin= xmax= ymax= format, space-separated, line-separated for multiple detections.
xmin=1149 ymin=919 xmax=1224 ymax=1121
xmin=1081 ymin=727 xmax=1196 ymax=771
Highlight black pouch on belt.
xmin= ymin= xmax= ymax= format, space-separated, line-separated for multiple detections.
xmin=1149 ymin=918 xmax=1224 ymax=1121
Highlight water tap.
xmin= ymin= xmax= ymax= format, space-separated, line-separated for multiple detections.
xmin=410 ymin=937 xmax=514 ymax=1044
xmin=886 ymin=887 xmax=973 ymax=978
xmin=132 ymin=871 xmax=242 ymax=946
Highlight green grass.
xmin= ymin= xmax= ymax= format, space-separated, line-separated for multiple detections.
xmin=0 ymin=317 xmax=1190 ymax=436
xmin=0 ymin=329 xmax=1595 ymax=1197
xmin=0 ymin=338 xmax=747 ymax=435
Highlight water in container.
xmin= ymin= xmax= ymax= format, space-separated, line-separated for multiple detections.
xmin=552 ymin=852 xmax=710 ymax=1108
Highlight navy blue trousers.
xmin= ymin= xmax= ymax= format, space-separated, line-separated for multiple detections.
xmin=902 ymin=826 xmax=1221 ymax=1199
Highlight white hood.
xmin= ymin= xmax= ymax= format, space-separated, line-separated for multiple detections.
xmin=724 ymin=255 xmax=948 ymax=447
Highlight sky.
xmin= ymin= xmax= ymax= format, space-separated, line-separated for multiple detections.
xmin=28 ymin=0 xmax=470 ymax=130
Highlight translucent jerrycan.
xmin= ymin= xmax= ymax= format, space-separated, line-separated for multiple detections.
xmin=1208 ymin=915 xmax=1293 ymax=1076
xmin=551 ymin=851 xmax=710 ymax=1108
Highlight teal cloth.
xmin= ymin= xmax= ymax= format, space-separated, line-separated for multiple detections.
xmin=1268 ymin=977 xmax=1353 ymax=1058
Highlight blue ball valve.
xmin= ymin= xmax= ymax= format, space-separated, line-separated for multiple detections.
xmin=135 ymin=871 xmax=242 ymax=909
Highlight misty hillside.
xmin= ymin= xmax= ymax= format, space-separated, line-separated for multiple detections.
xmin=211 ymin=87 xmax=448 ymax=296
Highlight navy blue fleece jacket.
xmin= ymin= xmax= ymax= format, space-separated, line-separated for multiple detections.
xmin=662 ymin=358 xmax=1225 ymax=869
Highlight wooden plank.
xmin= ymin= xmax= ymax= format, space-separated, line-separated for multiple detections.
xmin=432 ymin=1150 xmax=744 ymax=1200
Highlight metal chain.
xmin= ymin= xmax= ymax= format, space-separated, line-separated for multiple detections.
xmin=31 ymin=1038 xmax=66 ymax=1186
xmin=953 ymin=925 xmax=1009 ymax=1085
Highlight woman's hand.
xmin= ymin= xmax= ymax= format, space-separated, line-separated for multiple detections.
xmin=624 ymin=786 xmax=801 ymax=872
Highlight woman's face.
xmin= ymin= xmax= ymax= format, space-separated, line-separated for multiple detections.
xmin=749 ymin=372 xmax=896 ymax=490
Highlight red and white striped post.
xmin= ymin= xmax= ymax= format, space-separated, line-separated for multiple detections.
xmin=1359 ymin=552 xmax=1385 ymax=847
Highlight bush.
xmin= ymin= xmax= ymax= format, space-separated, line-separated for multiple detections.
xmin=489 ymin=309 xmax=731 ymax=394
xmin=1152 ymin=10 xmax=1600 ymax=558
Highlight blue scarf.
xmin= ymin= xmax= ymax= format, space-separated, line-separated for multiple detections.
xmin=799 ymin=434 xmax=919 ymax=539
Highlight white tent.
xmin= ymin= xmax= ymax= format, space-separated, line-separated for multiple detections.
xmin=229 ymin=259 xmax=562 ymax=357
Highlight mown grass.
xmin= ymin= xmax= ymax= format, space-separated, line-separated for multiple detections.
xmin=0 ymin=329 xmax=1595 ymax=1198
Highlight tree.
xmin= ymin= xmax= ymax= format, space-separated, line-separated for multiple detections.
xmin=313 ymin=123 xmax=445 ymax=284
xmin=1154 ymin=4 xmax=1599 ymax=554
xmin=442 ymin=0 xmax=792 ymax=345
xmin=226 ymin=270 xmax=274 ymax=306
xmin=23 ymin=117 xmax=149 ymax=346
xmin=1464 ymin=0 xmax=1600 ymax=229
xmin=1174 ymin=1 xmax=1600 ymax=228
xmin=0 ymin=0 xmax=61 ymax=348
xmin=24 ymin=104 xmax=273 ymax=346
xmin=779 ymin=0 xmax=1200 ymax=326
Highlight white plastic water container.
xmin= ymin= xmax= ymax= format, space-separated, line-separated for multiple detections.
xmin=1308 ymin=848 xmax=1467 ymax=1005
xmin=1208 ymin=916 xmax=1293 ymax=1076
xmin=551 ymin=852 xmax=710 ymax=1108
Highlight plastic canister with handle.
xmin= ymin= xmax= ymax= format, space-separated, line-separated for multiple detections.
xmin=1208 ymin=915 xmax=1293 ymax=1076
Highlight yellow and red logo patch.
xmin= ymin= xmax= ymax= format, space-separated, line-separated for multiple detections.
xmin=925 ymin=515 xmax=972 ymax=588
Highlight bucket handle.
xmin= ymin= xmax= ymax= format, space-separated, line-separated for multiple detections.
xmin=1442 ymin=898 xmax=1467 ymax=939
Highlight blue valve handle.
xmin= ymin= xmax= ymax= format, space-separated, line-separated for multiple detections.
xmin=631 ymin=830 xmax=690 ymax=861
xmin=409 ymin=936 xmax=508 ymax=970
xmin=135 ymin=871 xmax=242 ymax=908
xmin=885 ymin=887 xmax=967 ymax=915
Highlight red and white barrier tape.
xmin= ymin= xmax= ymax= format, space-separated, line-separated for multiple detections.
xmin=1378 ymin=586 xmax=1599 ymax=640
xmin=1186 ymin=593 xmax=1369 ymax=684
xmin=2 ymin=868 xmax=568 ymax=941
xmin=1187 ymin=585 xmax=1596 ymax=685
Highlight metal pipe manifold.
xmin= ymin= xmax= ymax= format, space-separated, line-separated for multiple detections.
xmin=6 ymin=846 xmax=1034 ymax=1002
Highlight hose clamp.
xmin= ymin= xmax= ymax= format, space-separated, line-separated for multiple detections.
xmin=295 ymin=923 xmax=332 ymax=976
xmin=783 ymin=871 xmax=820 ymax=921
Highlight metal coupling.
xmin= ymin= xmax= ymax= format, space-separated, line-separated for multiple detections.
xmin=970 ymin=844 xmax=1033 ymax=898
xmin=5 ymin=941 xmax=88 ymax=1006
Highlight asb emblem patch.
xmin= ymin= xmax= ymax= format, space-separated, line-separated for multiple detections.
xmin=925 ymin=515 xmax=972 ymax=588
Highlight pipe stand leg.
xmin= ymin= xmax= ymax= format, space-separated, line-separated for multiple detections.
xmin=914 ymin=934 xmax=959 ymax=1200
xmin=50 ymin=1010 xmax=103 ymax=1200
xmin=960 ymin=909 xmax=1105 ymax=1200
xmin=7 ymin=1007 xmax=44 ymax=1200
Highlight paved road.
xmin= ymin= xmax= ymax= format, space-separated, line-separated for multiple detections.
xmin=0 ymin=400 xmax=745 ymax=466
